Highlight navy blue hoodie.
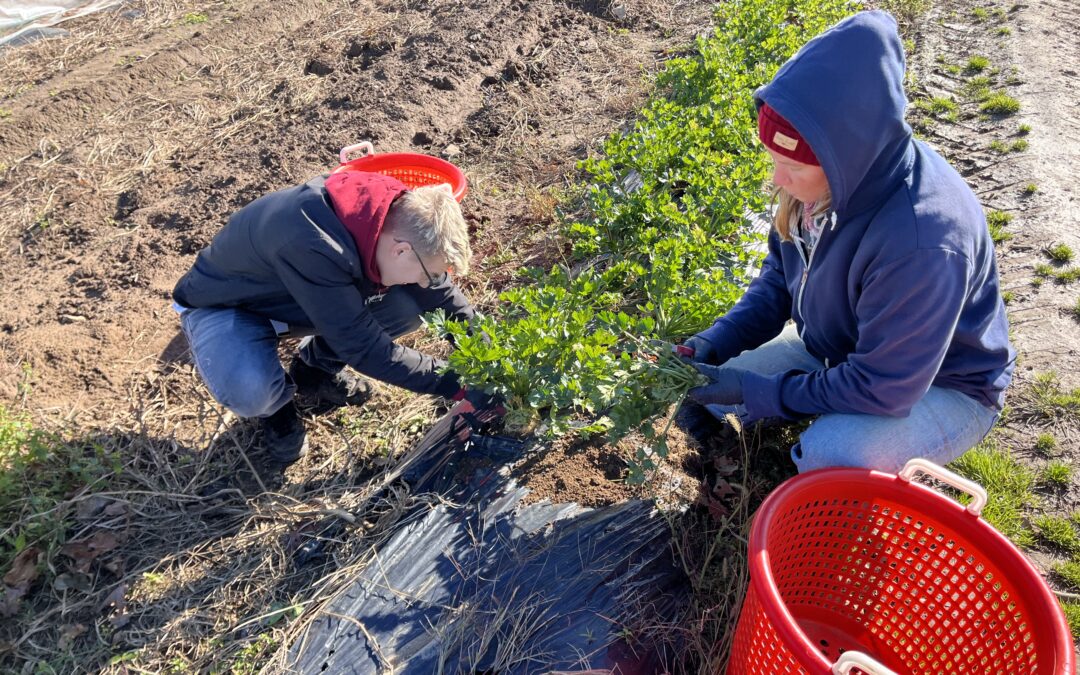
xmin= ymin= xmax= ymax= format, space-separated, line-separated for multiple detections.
xmin=698 ymin=10 xmax=1014 ymax=420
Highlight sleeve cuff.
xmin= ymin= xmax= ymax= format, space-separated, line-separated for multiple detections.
xmin=741 ymin=370 xmax=790 ymax=421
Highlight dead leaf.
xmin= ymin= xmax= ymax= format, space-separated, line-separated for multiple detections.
xmin=58 ymin=623 xmax=87 ymax=649
xmin=61 ymin=531 xmax=120 ymax=573
xmin=0 ymin=585 xmax=27 ymax=618
xmin=711 ymin=477 xmax=735 ymax=499
xmin=53 ymin=572 xmax=93 ymax=593
xmin=2 ymin=547 xmax=41 ymax=587
xmin=75 ymin=496 xmax=108 ymax=520
xmin=99 ymin=583 xmax=128 ymax=615
xmin=103 ymin=501 xmax=128 ymax=518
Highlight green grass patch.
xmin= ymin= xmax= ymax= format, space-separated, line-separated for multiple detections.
xmin=1057 ymin=560 xmax=1080 ymax=591
xmin=1035 ymin=264 xmax=1080 ymax=285
xmin=0 ymin=108 xmax=11 ymax=120
xmin=1046 ymin=243 xmax=1075 ymax=264
xmin=971 ymin=7 xmax=989 ymax=20
xmin=1018 ymin=122 xmax=1032 ymax=134
xmin=1071 ymin=297 xmax=1080 ymax=321
xmin=1062 ymin=601 xmax=1080 ymax=638
xmin=980 ymin=92 xmax=1021 ymax=115
xmin=1030 ymin=372 xmax=1080 ymax=418
xmin=1001 ymin=289 xmax=1015 ymax=304
xmin=986 ymin=210 xmax=1013 ymax=243
xmin=915 ymin=96 xmax=958 ymax=121
xmin=1035 ymin=432 xmax=1058 ymax=454
xmin=964 ymin=55 xmax=990 ymax=73
xmin=0 ymin=407 xmax=121 ymax=579
xmin=989 ymin=139 xmax=1009 ymax=153
xmin=962 ymin=75 xmax=992 ymax=100
xmin=950 ymin=441 xmax=1036 ymax=546
xmin=1035 ymin=515 xmax=1080 ymax=553
xmin=996 ymin=26 xmax=1011 ymax=35
xmin=1010 ymin=138 xmax=1028 ymax=152
xmin=1043 ymin=460 xmax=1073 ymax=487
xmin=1023 ymin=183 xmax=1037 ymax=195
xmin=182 ymin=12 xmax=208 ymax=24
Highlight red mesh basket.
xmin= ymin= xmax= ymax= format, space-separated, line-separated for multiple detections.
xmin=332 ymin=141 xmax=468 ymax=202
xmin=727 ymin=459 xmax=1074 ymax=675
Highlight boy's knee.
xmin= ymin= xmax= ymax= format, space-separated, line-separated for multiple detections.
xmin=210 ymin=369 xmax=289 ymax=419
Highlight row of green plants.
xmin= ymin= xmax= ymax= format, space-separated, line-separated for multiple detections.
xmin=432 ymin=0 xmax=854 ymax=480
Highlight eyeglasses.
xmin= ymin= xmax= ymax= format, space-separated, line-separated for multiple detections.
xmin=395 ymin=239 xmax=448 ymax=287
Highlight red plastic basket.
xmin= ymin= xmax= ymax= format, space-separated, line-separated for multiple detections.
xmin=727 ymin=459 xmax=1074 ymax=675
xmin=332 ymin=141 xmax=468 ymax=202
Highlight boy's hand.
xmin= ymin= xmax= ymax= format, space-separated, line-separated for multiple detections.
xmin=453 ymin=388 xmax=505 ymax=415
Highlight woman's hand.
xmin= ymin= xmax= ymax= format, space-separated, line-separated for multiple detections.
xmin=681 ymin=335 xmax=722 ymax=365
xmin=687 ymin=362 xmax=746 ymax=406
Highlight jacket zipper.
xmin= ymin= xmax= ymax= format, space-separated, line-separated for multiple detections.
xmin=795 ymin=211 xmax=837 ymax=341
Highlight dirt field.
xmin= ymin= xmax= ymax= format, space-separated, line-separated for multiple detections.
xmin=1 ymin=0 xmax=1079 ymax=671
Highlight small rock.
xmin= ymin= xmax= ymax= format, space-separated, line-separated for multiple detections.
xmin=443 ymin=144 xmax=461 ymax=158
xmin=610 ymin=4 xmax=628 ymax=20
xmin=304 ymin=58 xmax=334 ymax=77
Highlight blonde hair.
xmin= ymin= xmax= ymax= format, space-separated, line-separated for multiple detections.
xmin=386 ymin=184 xmax=472 ymax=275
xmin=771 ymin=186 xmax=833 ymax=241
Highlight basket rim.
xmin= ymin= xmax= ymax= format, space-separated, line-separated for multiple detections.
xmin=331 ymin=152 xmax=468 ymax=201
xmin=746 ymin=466 xmax=1075 ymax=674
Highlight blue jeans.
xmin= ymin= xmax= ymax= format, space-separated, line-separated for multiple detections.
xmin=709 ymin=324 xmax=999 ymax=473
xmin=179 ymin=287 xmax=430 ymax=419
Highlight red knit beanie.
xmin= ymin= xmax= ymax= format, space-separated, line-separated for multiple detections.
xmin=757 ymin=102 xmax=819 ymax=166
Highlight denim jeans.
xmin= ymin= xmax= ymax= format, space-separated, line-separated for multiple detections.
xmin=179 ymin=286 xmax=431 ymax=419
xmin=707 ymin=324 xmax=1000 ymax=474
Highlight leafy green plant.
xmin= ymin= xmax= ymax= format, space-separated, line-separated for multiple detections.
xmin=1056 ymin=560 xmax=1080 ymax=591
xmin=950 ymin=441 xmax=1036 ymax=546
xmin=980 ymin=92 xmax=1021 ymax=115
xmin=434 ymin=0 xmax=856 ymax=480
xmin=1046 ymin=243 xmax=1075 ymax=264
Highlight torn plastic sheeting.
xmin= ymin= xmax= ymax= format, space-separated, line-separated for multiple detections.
xmin=0 ymin=1 xmax=123 ymax=45
xmin=287 ymin=408 xmax=688 ymax=673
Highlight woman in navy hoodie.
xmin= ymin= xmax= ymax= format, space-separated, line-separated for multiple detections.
xmin=682 ymin=10 xmax=1015 ymax=473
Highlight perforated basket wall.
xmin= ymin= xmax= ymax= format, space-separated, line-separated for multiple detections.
xmin=726 ymin=469 xmax=1073 ymax=675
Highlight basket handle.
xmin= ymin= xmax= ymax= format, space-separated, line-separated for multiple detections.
xmin=897 ymin=457 xmax=988 ymax=517
xmin=831 ymin=651 xmax=899 ymax=675
xmin=339 ymin=141 xmax=375 ymax=164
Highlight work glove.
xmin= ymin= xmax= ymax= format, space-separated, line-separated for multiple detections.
xmin=687 ymin=362 xmax=747 ymax=407
xmin=679 ymin=335 xmax=723 ymax=365
xmin=452 ymin=387 xmax=505 ymax=415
